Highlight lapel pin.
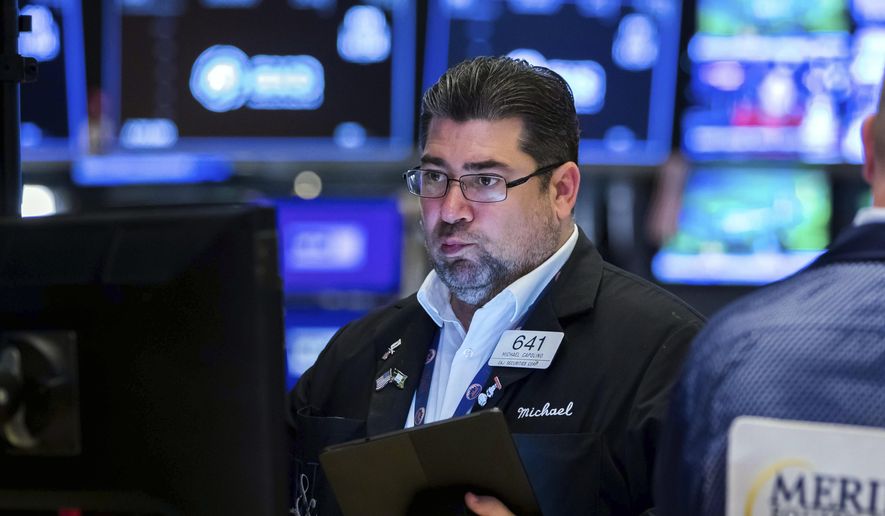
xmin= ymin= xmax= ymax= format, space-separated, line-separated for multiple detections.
xmin=375 ymin=369 xmax=393 ymax=391
xmin=478 ymin=382 xmax=499 ymax=407
xmin=391 ymin=368 xmax=408 ymax=389
xmin=375 ymin=368 xmax=408 ymax=391
xmin=382 ymin=339 xmax=402 ymax=361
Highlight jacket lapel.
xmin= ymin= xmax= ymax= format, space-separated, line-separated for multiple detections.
xmin=484 ymin=292 xmax=565 ymax=399
xmin=366 ymin=307 xmax=437 ymax=436
xmin=481 ymin=229 xmax=604 ymax=410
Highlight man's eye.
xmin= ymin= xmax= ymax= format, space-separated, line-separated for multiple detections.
xmin=423 ymin=171 xmax=446 ymax=183
xmin=475 ymin=175 xmax=502 ymax=188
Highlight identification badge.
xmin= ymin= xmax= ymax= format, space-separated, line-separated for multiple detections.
xmin=488 ymin=330 xmax=564 ymax=369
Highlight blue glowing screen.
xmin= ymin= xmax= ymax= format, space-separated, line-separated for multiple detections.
xmin=108 ymin=0 xmax=415 ymax=161
xmin=853 ymin=0 xmax=885 ymax=25
xmin=652 ymin=167 xmax=831 ymax=285
xmin=424 ymin=0 xmax=682 ymax=165
xmin=284 ymin=309 xmax=364 ymax=389
xmin=73 ymin=152 xmax=233 ymax=186
xmin=18 ymin=0 xmax=87 ymax=161
xmin=276 ymin=198 xmax=402 ymax=294
xmin=683 ymin=0 xmax=884 ymax=163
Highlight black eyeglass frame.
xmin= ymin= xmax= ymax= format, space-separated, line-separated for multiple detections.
xmin=402 ymin=162 xmax=565 ymax=203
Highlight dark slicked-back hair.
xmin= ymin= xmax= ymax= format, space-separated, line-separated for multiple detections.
xmin=419 ymin=56 xmax=580 ymax=174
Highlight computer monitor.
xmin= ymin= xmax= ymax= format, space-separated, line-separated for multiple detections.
xmin=652 ymin=167 xmax=832 ymax=285
xmin=424 ymin=0 xmax=682 ymax=165
xmin=284 ymin=308 xmax=365 ymax=390
xmin=0 ymin=204 xmax=288 ymax=516
xmin=99 ymin=0 xmax=416 ymax=164
xmin=276 ymin=197 xmax=403 ymax=295
xmin=19 ymin=0 xmax=88 ymax=162
xmin=682 ymin=0 xmax=884 ymax=163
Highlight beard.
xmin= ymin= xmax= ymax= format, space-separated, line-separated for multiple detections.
xmin=424 ymin=209 xmax=561 ymax=307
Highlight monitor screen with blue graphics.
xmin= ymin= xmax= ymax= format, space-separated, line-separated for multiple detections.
xmin=19 ymin=0 xmax=87 ymax=162
xmin=103 ymin=0 xmax=416 ymax=163
xmin=424 ymin=0 xmax=683 ymax=166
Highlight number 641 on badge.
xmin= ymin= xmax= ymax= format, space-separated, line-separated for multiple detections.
xmin=488 ymin=330 xmax=565 ymax=370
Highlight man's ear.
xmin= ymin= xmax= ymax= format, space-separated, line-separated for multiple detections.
xmin=861 ymin=114 xmax=877 ymax=186
xmin=550 ymin=162 xmax=580 ymax=221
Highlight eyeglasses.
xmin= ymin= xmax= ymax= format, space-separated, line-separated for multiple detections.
xmin=403 ymin=162 xmax=564 ymax=203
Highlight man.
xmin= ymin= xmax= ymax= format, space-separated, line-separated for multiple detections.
xmin=655 ymin=77 xmax=885 ymax=516
xmin=291 ymin=56 xmax=704 ymax=515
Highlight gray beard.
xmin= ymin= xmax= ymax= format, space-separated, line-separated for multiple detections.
xmin=433 ymin=247 xmax=516 ymax=306
xmin=426 ymin=219 xmax=561 ymax=307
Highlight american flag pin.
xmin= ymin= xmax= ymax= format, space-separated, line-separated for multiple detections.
xmin=375 ymin=369 xmax=393 ymax=391
xmin=382 ymin=339 xmax=402 ymax=361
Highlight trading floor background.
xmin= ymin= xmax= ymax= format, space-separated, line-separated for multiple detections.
xmin=17 ymin=0 xmax=880 ymax=390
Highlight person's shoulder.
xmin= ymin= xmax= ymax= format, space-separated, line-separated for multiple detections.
xmin=701 ymin=259 xmax=885 ymax=346
xmin=596 ymin=261 xmax=705 ymax=327
xmin=305 ymin=293 xmax=427 ymax=371
xmin=689 ymin=273 xmax=802 ymax=354
xmin=677 ymin=261 xmax=885 ymax=420
xmin=337 ymin=293 xmax=424 ymax=336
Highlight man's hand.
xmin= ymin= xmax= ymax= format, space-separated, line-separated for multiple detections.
xmin=464 ymin=492 xmax=515 ymax=516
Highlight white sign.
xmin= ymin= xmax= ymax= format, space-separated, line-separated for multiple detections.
xmin=727 ymin=416 xmax=885 ymax=516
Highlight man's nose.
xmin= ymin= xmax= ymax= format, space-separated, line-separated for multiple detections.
xmin=439 ymin=180 xmax=474 ymax=225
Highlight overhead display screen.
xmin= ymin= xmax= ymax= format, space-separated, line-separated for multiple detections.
xmin=652 ymin=166 xmax=831 ymax=285
xmin=682 ymin=0 xmax=885 ymax=163
xmin=424 ymin=0 xmax=683 ymax=166
xmin=19 ymin=0 xmax=87 ymax=162
xmin=104 ymin=0 xmax=416 ymax=162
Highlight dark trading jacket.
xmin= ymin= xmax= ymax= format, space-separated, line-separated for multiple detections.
xmin=290 ymin=230 xmax=704 ymax=515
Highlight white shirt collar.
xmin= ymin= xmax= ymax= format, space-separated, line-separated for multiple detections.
xmin=854 ymin=206 xmax=885 ymax=226
xmin=417 ymin=225 xmax=579 ymax=327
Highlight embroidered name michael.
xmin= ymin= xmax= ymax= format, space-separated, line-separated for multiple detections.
xmin=517 ymin=401 xmax=574 ymax=419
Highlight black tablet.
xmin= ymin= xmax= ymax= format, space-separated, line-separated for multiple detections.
xmin=319 ymin=408 xmax=540 ymax=516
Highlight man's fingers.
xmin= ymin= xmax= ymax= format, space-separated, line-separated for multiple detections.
xmin=464 ymin=492 xmax=515 ymax=516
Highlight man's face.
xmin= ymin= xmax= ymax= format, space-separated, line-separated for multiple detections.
xmin=419 ymin=117 xmax=563 ymax=306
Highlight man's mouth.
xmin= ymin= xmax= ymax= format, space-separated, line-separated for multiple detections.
xmin=439 ymin=239 xmax=472 ymax=256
